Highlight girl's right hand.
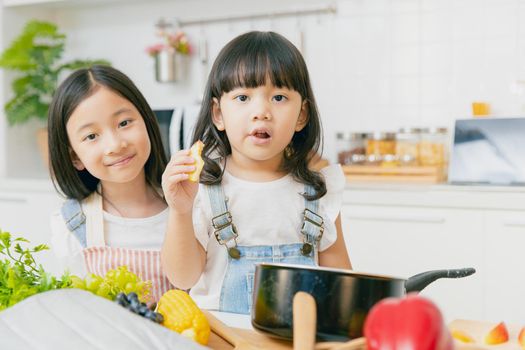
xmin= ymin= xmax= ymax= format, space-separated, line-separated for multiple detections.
xmin=162 ymin=149 xmax=199 ymax=214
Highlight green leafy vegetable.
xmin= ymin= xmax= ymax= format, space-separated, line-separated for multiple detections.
xmin=0 ymin=229 xmax=152 ymax=311
xmin=0 ymin=229 xmax=71 ymax=310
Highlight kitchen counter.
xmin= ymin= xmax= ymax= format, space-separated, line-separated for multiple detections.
xmin=210 ymin=311 xmax=252 ymax=330
xmin=346 ymin=181 xmax=525 ymax=193
xmin=3 ymin=176 xmax=525 ymax=194
xmin=344 ymin=181 xmax=525 ymax=210
xmin=0 ymin=177 xmax=57 ymax=193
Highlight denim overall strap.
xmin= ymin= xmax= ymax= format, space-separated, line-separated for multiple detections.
xmin=206 ymin=184 xmax=239 ymax=256
xmin=60 ymin=199 xmax=87 ymax=248
xmin=300 ymin=185 xmax=324 ymax=257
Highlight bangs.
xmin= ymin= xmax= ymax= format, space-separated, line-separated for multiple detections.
xmin=212 ymin=33 xmax=307 ymax=97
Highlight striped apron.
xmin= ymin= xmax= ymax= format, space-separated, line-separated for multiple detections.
xmin=61 ymin=192 xmax=174 ymax=303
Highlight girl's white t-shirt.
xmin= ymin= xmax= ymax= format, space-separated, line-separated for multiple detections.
xmin=50 ymin=207 xmax=169 ymax=276
xmin=189 ymin=164 xmax=345 ymax=310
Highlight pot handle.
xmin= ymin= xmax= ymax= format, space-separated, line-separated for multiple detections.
xmin=405 ymin=267 xmax=476 ymax=293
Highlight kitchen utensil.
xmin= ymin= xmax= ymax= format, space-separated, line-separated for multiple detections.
xmin=252 ymin=264 xmax=475 ymax=341
xmin=293 ymin=292 xmax=316 ymax=350
xmin=203 ymin=310 xmax=259 ymax=350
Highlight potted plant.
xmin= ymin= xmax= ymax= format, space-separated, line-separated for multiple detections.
xmin=0 ymin=20 xmax=110 ymax=164
xmin=146 ymin=21 xmax=192 ymax=83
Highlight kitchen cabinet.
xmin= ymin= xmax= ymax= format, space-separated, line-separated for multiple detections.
xmin=0 ymin=179 xmax=62 ymax=274
xmin=342 ymin=203 xmax=484 ymax=322
xmin=342 ymin=183 xmax=525 ymax=324
xmin=483 ymin=211 xmax=525 ymax=325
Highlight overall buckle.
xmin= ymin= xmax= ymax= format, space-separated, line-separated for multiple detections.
xmin=300 ymin=209 xmax=324 ymax=256
xmin=301 ymin=208 xmax=324 ymax=235
xmin=212 ymin=211 xmax=240 ymax=259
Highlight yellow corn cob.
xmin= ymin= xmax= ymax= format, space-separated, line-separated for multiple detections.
xmin=157 ymin=289 xmax=210 ymax=345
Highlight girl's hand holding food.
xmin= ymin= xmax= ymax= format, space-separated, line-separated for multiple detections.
xmin=162 ymin=141 xmax=204 ymax=213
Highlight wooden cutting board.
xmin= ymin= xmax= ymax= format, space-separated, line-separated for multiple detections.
xmin=207 ymin=329 xmax=364 ymax=350
xmin=207 ymin=320 xmax=524 ymax=350
xmin=207 ymin=328 xmax=293 ymax=349
xmin=449 ymin=320 xmax=523 ymax=350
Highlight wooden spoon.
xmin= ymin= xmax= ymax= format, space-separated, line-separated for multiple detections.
xmin=203 ymin=310 xmax=260 ymax=350
xmin=293 ymin=291 xmax=317 ymax=350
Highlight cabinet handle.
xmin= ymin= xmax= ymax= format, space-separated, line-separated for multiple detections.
xmin=345 ymin=214 xmax=446 ymax=224
xmin=0 ymin=196 xmax=27 ymax=204
xmin=503 ymin=220 xmax=525 ymax=227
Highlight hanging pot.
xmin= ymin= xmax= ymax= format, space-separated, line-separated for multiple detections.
xmin=155 ymin=49 xmax=179 ymax=83
xmin=251 ymin=263 xmax=475 ymax=342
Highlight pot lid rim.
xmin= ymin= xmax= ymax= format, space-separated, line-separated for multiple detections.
xmin=257 ymin=263 xmax=405 ymax=281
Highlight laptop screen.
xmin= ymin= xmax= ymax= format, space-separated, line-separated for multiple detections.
xmin=448 ymin=117 xmax=525 ymax=185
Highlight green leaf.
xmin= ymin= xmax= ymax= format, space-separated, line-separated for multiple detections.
xmin=14 ymin=244 xmax=23 ymax=254
xmin=0 ymin=20 xmax=110 ymax=125
xmin=0 ymin=20 xmax=63 ymax=71
xmin=33 ymin=244 xmax=49 ymax=252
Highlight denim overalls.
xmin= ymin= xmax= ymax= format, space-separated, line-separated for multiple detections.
xmin=206 ymin=183 xmax=324 ymax=314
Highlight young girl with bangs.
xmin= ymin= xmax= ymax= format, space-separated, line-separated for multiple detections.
xmin=161 ymin=31 xmax=352 ymax=314
xmin=48 ymin=65 xmax=174 ymax=301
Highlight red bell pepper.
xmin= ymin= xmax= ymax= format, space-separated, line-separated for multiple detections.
xmin=364 ymin=293 xmax=453 ymax=350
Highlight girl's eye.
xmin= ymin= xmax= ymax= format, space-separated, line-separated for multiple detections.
xmin=273 ymin=95 xmax=287 ymax=102
xmin=119 ymin=119 xmax=131 ymax=128
xmin=83 ymin=134 xmax=97 ymax=142
xmin=235 ymin=95 xmax=249 ymax=102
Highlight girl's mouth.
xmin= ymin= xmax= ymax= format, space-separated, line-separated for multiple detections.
xmin=108 ymin=155 xmax=135 ymax=167
xmin=253 ymin=131 xmax=270 ymax=139
xmin=249 ymin=128 xmax=272 ymax=145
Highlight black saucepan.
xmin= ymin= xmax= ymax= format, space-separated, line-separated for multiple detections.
xmin=251 ymin=263 xmax=476 ymax=341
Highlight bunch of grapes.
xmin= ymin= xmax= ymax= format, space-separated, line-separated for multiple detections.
xmin=69 ymin=266 xmax=151 ymax=302
xmin=115 ymin=292 xmax=164 ymax=323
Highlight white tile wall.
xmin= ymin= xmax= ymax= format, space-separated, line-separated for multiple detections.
xmin=3 ymin=0 xmax=525 ymax=176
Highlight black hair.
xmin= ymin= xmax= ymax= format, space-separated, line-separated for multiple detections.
xmin=192 ymin=31 xmax=326 ymax=200
xmin=48 ymin=65 xmax=167 ymax=200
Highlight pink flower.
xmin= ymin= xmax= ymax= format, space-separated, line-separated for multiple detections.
xmin=145 ymin=43 xmax=165 ymax=56
xmin=146 ymin=30 xmax=192 ymax=56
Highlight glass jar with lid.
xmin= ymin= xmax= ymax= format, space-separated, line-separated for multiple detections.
xmin=396 ymin=127 xmax=421 ymax=166
xmin=336 ymin=132 xmax=367 ymax=165
xmin=419 ymin=127 xmax=448 ymax=167
xmin=366 ymin=132 xmax=396 ymax=164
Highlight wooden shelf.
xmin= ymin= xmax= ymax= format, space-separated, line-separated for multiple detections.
xmin=342 ymin=165 xmax=446 ymax=184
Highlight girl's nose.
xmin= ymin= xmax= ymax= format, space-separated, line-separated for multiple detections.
xmin=251 ymin=104 xmax=272 ymax=121
xmin=104 ymin=133 xmax=127 ymax=155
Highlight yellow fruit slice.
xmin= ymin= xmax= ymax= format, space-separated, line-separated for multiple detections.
xmin=188 ymin=140 xmax=204 ymax=182
xmin=451 ymin=329 xmax=475 ymax=343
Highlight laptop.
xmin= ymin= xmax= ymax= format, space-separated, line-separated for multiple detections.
xmin=448 ymin=117 xmax=525 ymax=185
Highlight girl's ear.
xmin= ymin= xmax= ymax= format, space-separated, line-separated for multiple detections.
xmin=295 ymin=100 xmax=309 ymax=132
xmin=70 ymin=149 xmax=85 ymax=171
xmin=211 ymin=97 xmax=225 ymax=131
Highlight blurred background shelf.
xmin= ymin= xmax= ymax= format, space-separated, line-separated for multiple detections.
xmin=342 ymin=165 xmax=446 ymax=184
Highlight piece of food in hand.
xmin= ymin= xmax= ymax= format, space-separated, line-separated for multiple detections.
xmin=364 ymin=294 xmax=453 ymax=350
xmin=484 ymin=322 xmax=509 ymax=345
xmin=157 ymin=289 xmax=210 ymax=345
xmin=518 ymin=327 xmax=525 ymax=349
xmin=188 ymin=140 xmax=204 ymax=182
xmin=451 ymin=329 xmax=475 ymax=343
